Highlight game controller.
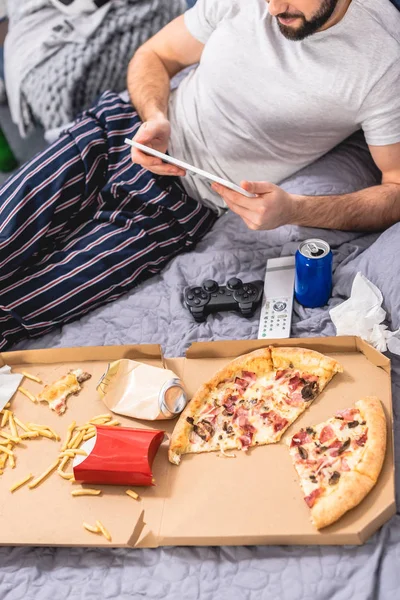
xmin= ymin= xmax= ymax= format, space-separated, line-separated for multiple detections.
xmin=184 ymin=278 xmax=264 ymax=322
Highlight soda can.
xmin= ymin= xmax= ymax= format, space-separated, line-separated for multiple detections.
xmin=295 ymin=239 xmax=332 ymax=308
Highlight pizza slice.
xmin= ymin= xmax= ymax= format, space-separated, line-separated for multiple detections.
xmin=37 ymin=369 xmax=92 ymax=415
xmin=287 ymin=396 xmax=387 ymax=529
xmin=168 ymin=347 xmax=342 ymax=465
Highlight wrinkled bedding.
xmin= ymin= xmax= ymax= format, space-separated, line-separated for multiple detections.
xmin=1 ymin=130 xmax=400 ymax=600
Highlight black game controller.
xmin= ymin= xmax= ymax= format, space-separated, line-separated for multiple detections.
xmin=184 ymin=278 xmax=264 ymax=322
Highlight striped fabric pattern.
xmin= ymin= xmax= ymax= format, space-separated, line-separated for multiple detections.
xmin=0 ymin=91 xmax=217 ymax=349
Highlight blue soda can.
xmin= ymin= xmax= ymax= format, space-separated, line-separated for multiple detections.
xmin=295 ymin=239 xmax=332 ymax=308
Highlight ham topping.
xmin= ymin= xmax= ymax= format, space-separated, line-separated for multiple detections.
xmin=288 ymin=375 xmax=302 ymax=391
xmin=275 ymin=369 xmax=288 ymax=380
xmin=291 ymin=429 xmax=311 ymax=447
xmin=336 ymin=408 xmax=358 ymax=421
xmin=283 ymin=391 xmax=304 ymax=407
xmin=356 ymin=431 xmax=368 ymax=446
xmin=319 ymin=425 xmax=335 ymax=444
xmin=241 ymin=370 xmax=257 ymax=381
xmin=304 ymin=487 xmax=323 ymax=508
xmin=341 ymin=458 xmax=350 ymax=471
xmin=234 ymin=377 xmax=250 ymax=391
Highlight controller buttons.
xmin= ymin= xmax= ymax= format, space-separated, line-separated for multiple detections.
xmin=227 ymin=277 xmax=242 ymax=290
xmin=203 ymin=279 xmax=218 ymax=293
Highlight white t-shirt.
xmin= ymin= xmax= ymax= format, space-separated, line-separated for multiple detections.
xmin=167 ymin=0 xmax=400 ymax=214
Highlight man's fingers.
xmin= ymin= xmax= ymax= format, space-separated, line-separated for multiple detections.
xmin=146 ymin=165 xmax=186 ymax=177
xmin=130 ymin=148 xmax=163 ymax=167
xmin=212 ymin=182 xmax=260 ymax=209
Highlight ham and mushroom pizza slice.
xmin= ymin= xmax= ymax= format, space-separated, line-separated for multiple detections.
xmin=37 ymin=369 xmax=92 ymax=415
xmin=168 ymin=347 xmax=343 ymax=465
xmin=288 ymin=396 xmax=387 ymax=529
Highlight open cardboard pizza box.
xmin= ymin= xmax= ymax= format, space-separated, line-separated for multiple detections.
xmin=0 ymin=336 xmax=395 ymax=547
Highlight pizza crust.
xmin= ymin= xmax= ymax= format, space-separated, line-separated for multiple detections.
xmin=354 ymin=396 xmax=387 ymax=482
xmin=306 ymin=396 xmax=387 ymax=529
xmin=270 ymin=346 xmax=343 ymax=389
xmin=311 ymin=470 xmax=375 ymax=529
xmin=169 ymin=348 xmax=274 ymax=464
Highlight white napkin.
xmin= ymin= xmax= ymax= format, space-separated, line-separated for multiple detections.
xmin=0 ymin=366 xmax=24 ymax=411
xmin=330 ymin=272 xmax=400 ymax=355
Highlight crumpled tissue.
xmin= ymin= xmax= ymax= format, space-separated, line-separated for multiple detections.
xmin=0 ymin=365 xmax=23 ymax=411
xmin=330 ymin=272 xmax=400 ymax=355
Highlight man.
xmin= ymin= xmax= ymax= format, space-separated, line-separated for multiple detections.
xmin=0 ymin=0 xmax=399 ymax=349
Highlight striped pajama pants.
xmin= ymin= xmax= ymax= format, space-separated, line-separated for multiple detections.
xmin=0 ymin=92 xmax=217 ymax=350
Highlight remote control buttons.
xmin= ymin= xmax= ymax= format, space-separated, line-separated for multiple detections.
xmin=227 ymin=277 xmax=242 ymax=290
xmin=203 ymin=279 xmax=218 ymax=293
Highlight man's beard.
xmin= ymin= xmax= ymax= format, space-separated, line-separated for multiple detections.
xmin=276 ymin=0 xmax=339 ymax=41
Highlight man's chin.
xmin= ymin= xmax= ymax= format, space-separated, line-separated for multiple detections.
xmin=277 ymin=21 xmax=309 ymax=41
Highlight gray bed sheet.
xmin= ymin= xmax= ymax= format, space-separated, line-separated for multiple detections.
xmin=1 ymin=131 xmax=400 ymax=600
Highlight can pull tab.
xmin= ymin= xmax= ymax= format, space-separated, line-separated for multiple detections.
xmin=307 ymin=243 xmax=324 ymax=257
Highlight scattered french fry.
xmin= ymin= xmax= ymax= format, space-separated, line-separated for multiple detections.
xmin=18 ymin=387 xmax=37 ymax=403
xmin=71 ymin=489 xmax=101 ymax=497
xmin=1 ymin=410 xmax=9 ymax=428
xmin=10 ymin=474 xmax=33 ymax=492
xmin=83 ymin=431 xmax=96 ymax=441
xmin=60 ymin=449 xmax=87 ymax=458
xmin=71 ymin=431 xmax=84 ymax=449
xmin=102 ymin=420 xmax=120 ymax=427
xmin=89 ymin=414 xmax=112 ymax=424
xmin=0 ymin=432 xmax=20 ymax=444
xmin=13 ymin=416 xmax=30 ymax=432
xmin=58 ymin=456 xmax=70 ymax=472
xmin=0 ymin=444 xmax=14 ymax=457
xmin=96 ymin=520 xmax=112 ymax=542
xmin=5 ymin=402 xmax=10 ymax=409
xmin=58 ymin=471 xmax=74 ymax=480
xmin=125 ymin=490 xmax=139 ymax=501
xmin=8 ymin=443 xmax=15 ymax=468
xmin=61 ymin=421 xmax=76 ymax=452
xmin=28 ymin=460 xmax=60 ymax=489
xmin=8 ymin=413 xmax=18 ymax=439
xmin=20 ymin=431 xmax=40 ymax=439
xmin=21 ymin=371 xmax=43 ymax=384
xmin=83 ymin=522 xmax=100 ymax=534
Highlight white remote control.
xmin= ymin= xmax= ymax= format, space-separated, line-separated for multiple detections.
xmin=258 ymin=256 xmax=295 ymax=339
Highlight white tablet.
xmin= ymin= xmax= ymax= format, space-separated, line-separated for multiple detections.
xmin=125 ymin=138 xmax=257 ymax=198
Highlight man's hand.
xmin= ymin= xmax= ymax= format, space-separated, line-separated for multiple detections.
xmin=130 ymin=117 xmax=186 ymax=177
xmin=212 ymin=180 xmax=294 ymax=230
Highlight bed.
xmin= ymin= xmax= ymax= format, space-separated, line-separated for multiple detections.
xmin=0 ymin=127 xmax=399 ymax=599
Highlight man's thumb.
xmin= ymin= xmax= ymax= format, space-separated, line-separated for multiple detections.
xmin=241 ymin=180 xmax=275 ymax=195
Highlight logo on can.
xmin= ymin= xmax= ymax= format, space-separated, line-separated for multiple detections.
xmin=295 ymin=238 xmax=332 ymax=308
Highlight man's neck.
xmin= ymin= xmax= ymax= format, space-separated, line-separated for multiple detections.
xmin=319 ymin=0 xmax=353 ymax=32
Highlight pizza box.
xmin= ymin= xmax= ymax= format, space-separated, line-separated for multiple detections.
xmin=0 ymin=336 xmax=395 ymax=547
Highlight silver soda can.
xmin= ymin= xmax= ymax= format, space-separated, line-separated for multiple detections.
xmin=159 ymin=378 xmax=188 ymax=418
xmin=295 ymin=239 xmax=333 ymax=308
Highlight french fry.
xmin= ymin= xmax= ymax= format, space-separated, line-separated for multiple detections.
xmin=0 ymin=444 xmax=14 ymax=457
xmin=27 ymin=424 xmax=60 ymax=441
xmin=83 ymin=522 xmax=100 ymax=534
xmin=13 ymin=416 xmax=30 ymax=433
xmin=28 ymin=459 xmax=60 ymax=489
xmin=5 ymin=402 xmax=10 ymax=409
xmin=61 ymin=421 xmax=76 ymax=451
xmin=59 ymin=449 xmax=87 ymax=458
xmin=0 ymin=469 xmax=3 ymax=475
xmin=58 ymin=471 xmax=74 ymax=480
xmin=20 ymin=431 xmax=40 ymax=440
xmin=90 ymin=413 xmax=112 ymax=420
xmin=8 ymin=413 xmax=18 ymax=439
xmin=1 ymin=410 xmax=9 ymax=428
xmin=71 ymin=489 xmax=101 ymax=497
xmin=0 ymin=432 xmax=20 ymax=444
xmin=83 ymin=431 xmax=96 ymax=441
xmin=96 ymin=520 xmax=112 ymax=542
xmin=18 ymin=387 xmax=37 ymax=403
xmin=125 ymin=490 xmax=139 ymax=501
xmin=71 ymin=431 xmax=84 ymax=449
xmin=8 ymin=443 xmax=15 ymax=468
xmin=58 ymin=456 xmax=70 ymax=472
xmin=10 ymin=474 xmax=33 ymax=492
xmin=21 ymin=371 xmax=43 ymax=384
xmin=102 ymin=420 xmax=120 ymax=427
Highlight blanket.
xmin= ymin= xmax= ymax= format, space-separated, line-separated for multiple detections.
xmin=1 ymin=131 xmax=400 ymax=599
xmin=5 ymin=0 xmax=186 ymax=136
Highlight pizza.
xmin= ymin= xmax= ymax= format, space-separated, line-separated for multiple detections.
xmin=37 ymin=369 xmax=92 ymax=415
xmin=168 ymin=347 xmax=342 ymax=465
xmin=288 ymin=396 xmax=387 ymax=529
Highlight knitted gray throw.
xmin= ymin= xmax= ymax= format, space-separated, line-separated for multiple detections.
xmin=8 ymin=0 xmax=186 ymax=134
